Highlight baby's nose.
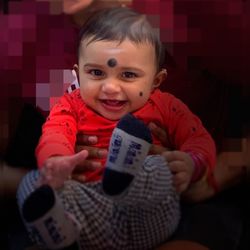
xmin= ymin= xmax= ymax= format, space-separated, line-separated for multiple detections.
xmin=101 ymin=80 xmax=121 ymax=94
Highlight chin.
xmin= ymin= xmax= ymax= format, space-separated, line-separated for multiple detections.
xmin=100 ymin=111 xmax=128 ymax=121
xmin=103 ymin=113 xmax=125 ymax=121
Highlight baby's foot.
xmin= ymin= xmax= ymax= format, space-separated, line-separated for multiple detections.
xmin=22 ymin=185 xmax=80 ymax=249
xmin=102 ymin=113 xmax=152 ymax=196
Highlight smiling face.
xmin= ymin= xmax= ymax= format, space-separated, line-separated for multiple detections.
xmin=77 ymin=39 xmax=164 ymax=120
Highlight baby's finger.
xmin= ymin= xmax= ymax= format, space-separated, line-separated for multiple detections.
xmin=71 ymin=174 xmax=86 ymax=183
xmin=149 ymin=144 xmax=168 ymax=155
xmin=68 ymin=150 xmax=89 ymax=166
xmin=173 ymin=172 xmax=186 ymax=186
xmin=162 ymin=151 xmax=183 ymax=162
xmin=168 ymin=161 xmax=185 ymax=173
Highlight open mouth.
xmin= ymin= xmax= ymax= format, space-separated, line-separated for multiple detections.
xmin=101 ymin=100 xmax=127 ymax=106
xmin=100 ymin=99 xmax=127 ymax=111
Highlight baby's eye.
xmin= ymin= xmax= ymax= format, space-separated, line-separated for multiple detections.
xmin=122 ymin=72 xmax=137 ymax=79
xmin=89 ymin=69 xmax=104 ymax=77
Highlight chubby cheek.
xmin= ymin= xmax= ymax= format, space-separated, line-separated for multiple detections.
xmin=79 ymin=85 xmax=96 ymax=103
xmin=130 ymin=89 xmax=151 ymax=109
xmin=139 ymin=85 xmax=153 ymax=99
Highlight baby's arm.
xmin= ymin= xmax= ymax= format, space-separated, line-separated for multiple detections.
xmin=36 ymin=91 xmax=83 ymax=188
xmin=36 ymin=92 xmax=81 ymax=168
xmin=148 ymin=122 xmax=195 ymax=193
xmin=163 ymin=96 xmax=216 ymax=193
xmin=151 ymin=93 xmax=216 ymax=194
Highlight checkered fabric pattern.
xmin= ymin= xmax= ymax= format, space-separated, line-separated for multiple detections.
xmin=17 ymin=155 xmax=180 ymax=250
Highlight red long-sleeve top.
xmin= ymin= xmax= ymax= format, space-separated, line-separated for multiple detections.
xmin=36 ymin=89 xmax=216 ymax=183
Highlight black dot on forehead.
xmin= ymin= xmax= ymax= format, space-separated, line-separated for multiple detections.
xmin=139 ymin=92 xmax=143 ymax=97
xmin=107 ymin=58 xmax=117 ymax=67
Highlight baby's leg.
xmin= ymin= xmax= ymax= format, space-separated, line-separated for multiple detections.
xmin=101 ymin=114 xmax=180 ymax=249
xmin=56 ymin=181 xmax=128 ymax=249
xmin=17 ymin=171 xmax=80 ymax=249
xmin=103 ymin=154 xmax=180 ymax=250
xmin=102 ymin=113 xmax=152 ymax=196
xmin=126 ymin=155 xmax=180 ymax=249
xmin=17 ymin=171 xmax=126 ymax=250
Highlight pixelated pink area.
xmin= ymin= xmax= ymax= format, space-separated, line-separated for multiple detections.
xmin=1 ymin=0 xmax=77 ymax=112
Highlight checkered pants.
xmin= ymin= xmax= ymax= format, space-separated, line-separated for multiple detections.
xmin=17 ymin=155 xmax=180 ymax=250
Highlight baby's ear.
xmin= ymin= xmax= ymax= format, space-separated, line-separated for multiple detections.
xmin=71 ymin=64 xmax=80 ymax=88
xmin=73 ymin=64 xmax=79 ymax=74
xmin=152 ymin=69 xmax=167 ymax=89
xmin=73 ymin=64 xmax=80 ymax=82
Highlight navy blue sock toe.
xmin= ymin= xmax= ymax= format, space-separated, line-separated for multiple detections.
xmin=22 ymin=185 xmax=55 ymax=222
xmin=22 ymin=186 xmax=79 ymax=250
xmin=116 ymin=113 xmax=152 ymax=144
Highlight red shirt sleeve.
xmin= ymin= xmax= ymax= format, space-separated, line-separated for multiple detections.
xmin=35 ymin=91 xmax=79 ymax=168
xmin=153 ymin=90 xmax=216 ymax=181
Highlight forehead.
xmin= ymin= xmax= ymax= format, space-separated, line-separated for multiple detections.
xmin=79 ymin=39 xmax=156 ymax=65
xmin=81 ymin=38 xmax=154 ymax=51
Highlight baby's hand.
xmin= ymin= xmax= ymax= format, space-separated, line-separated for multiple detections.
xmin=38 ymin=150 xmax=88 ymax=189
xmin=161 ymin=150 xmax=195 ymax=193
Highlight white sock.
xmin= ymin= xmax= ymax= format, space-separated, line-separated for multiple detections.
xmin=22 ymin=185 xmax=80 ymax=249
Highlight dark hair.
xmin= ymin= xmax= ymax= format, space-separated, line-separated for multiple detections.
xmin=78 ymin=7 xmax=164 ymax=71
